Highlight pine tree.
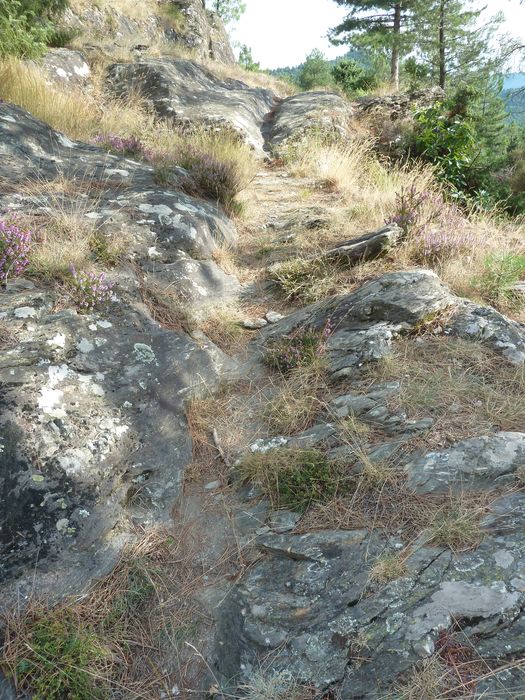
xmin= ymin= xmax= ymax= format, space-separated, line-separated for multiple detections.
xmin=329 ymin=1 xmax=424 ymax=89
xmin=209 ymin=0 xmax=246 ymax=24
xmin=415 ymin=0 xmax=504 ymax=89
xmin=298 ymin=50 xmax=334 ymax=90
xmin=239 ymin=45 xmax=260 ymax=72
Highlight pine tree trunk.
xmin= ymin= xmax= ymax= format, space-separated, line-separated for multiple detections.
xmin=439 ymin=0 xmax=446 ymax=89
xmin=390 ymin=3 xmax=402 ymax=90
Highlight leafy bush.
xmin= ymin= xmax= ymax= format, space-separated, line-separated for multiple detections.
xmin=298 ymin=49 xmax=333 ymax=90
xmin=0 ymin=214 xmax=31 ymax=285
xmin=412 ymin=103 xmax=476 ymax=196
xmin=473 ymin=252 xmax=525 ymax=307
xmin=0 ymin=0 xmax=68 ymax=58
xmin=239 ymin=448 xmax=340 ymax=512
xmin=332 ymin=58 xmax=378 ymax=95
xmin=0 ymin=0 xmax=50 ymax=58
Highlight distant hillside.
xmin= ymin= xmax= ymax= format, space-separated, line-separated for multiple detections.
xmin=503 ymin=73 xmax=525 ymax=123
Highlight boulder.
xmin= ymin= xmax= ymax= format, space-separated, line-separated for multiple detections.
xmin=37 ymin=48 xmax=91 ymax=87
xmin=105 ymin=59 xmax=276 ymax=152
xmin=354 ymin=86 xmax=445 ymax=121
xmin=405 ymin=433 xmax=525 ymax=493
xmin=269 ymin=91 xmax=354 ymax=154
xmin=449 ymin=302 xmax=525 ymax=365
xmin=0 ymin=102 xmax=239 ymax=601
xmin=321 ymin=224 xmax=403 ymax=264
xmin=259 ymin=270 xmax=456 ymax=376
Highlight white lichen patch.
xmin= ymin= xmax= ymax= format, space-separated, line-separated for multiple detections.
xmin=47 ymin=333 xmax=66 ymax=349
xmin=56 ymin=133 xmax=76 ymax=148
xmin=38 ymin=387 xmax=65 ymax=417
xmin=85 ymin=211 xmax=103 ymax=220
xmin=133 ymin=343 xmax=157 ymax=365
xmin=77 ymin=337 xmax=94 ymax=353
xmin=105 ymin=168 xmax=129 ymax=177
xmin=138 ymin=203 xmax=173 ymax=216
xmin=14 ymin=306 xmax=37 ymax=319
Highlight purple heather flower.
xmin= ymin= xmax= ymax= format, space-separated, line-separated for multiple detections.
xmin=0 ymin=214 xmax=31 ymax=285
xmin=68 ymin=267 xmax=114 ymax=312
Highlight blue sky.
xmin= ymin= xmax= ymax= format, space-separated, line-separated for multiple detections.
xmin=231 ymin=0 xmax=525 ymax=70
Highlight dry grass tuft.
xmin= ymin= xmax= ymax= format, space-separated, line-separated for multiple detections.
xmin=427 ymin=494 xmax=487 ymax=553
xmin=263 ymin=365 xmax=327 ymax=435
xmin=1 ymin=528 xmax=212 ymax=699
xmin=369 ymin=551 xmax=409 ymax=584
xmin=197 ymin=304 xmax=249 ymax=352
xmin=140 ymin=278 xmax=196 ymax=333
xmin=0 ymin=321 xmax=17 ymax=349
xmin=374 ymin=337 xmax=525 ymax=446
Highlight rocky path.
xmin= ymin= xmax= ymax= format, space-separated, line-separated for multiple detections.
xmin=2 ymin=62 xmax=525 ymax=700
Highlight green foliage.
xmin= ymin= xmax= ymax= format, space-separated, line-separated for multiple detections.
xmin=0 ymin=0 xmax=68 ymax=58
xmin=412 ymin=100 xmax=476 ymax=195
xmin=239 ymin=448 xmax=340 ymax=512
xmin=238 ymin=44 xmax=260 ymax=72
xmin=13 ymin=610 xmax=108 ymax=700
xmin=473 ymin=252 xmax=525 ymax=307
xmin=411 ymin=83 xmax=518 ymax=209
xmin=209 ymin=0 xmax=246 ymax=24
xmin=332 ymin=58 xmax=378 ymax=95
xmin=403 ymin=57 xmax=429 ymax=91
xmin=298 ymin=49 xmax=333 ymax=90
xmin=0 ymin=0 xmax=50 ymax=58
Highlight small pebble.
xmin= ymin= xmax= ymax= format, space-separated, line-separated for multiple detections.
xmin=204 ymin=480 xmax=221 ymax=491
xmin=266 ymin=311 xmax=284 ymax=323
xmin=243 ymin=318 xmax=268 ymax=330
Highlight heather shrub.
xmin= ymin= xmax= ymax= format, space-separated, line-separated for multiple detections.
xmin=0 ymin=214 xmax=32 ymax=285
xmin=264 ymin=322 xmax=333 ymax=374
xmin=67 ymin=266 xmax=114 ymax=313
xmin=92 ymin=134 xmax=146 ymax=159
xmin=391 ymin=184 xmax=474 ymax=262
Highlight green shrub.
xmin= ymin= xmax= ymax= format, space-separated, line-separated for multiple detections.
xmin=12 ymin=610 xmax=108 ymax=700
xmin=412 ymin=102 xmax=476 ymax=196
xmin=239 ymin=448 xmax=341 ymax=512
xmin=473 ymin=252 xmax=525 ymax=307
xmin=0 ymin=0 xmax=68 ymax=58
xmin=332 ymin=58 xmax=378 ymax=96
xmin=0 ymin=0 xmax=50 ymax=58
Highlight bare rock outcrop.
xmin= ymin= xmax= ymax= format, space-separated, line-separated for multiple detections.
xmin=0 ymin=102 xmax=238 ymax=599
xmin=106 ymin=58 xmax=276 ymax=152
xmin=269 ymin=91 xmax=354 ymax=154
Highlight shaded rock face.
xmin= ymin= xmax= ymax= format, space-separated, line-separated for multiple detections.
xmin=106 ymin=58 xmax=276 ymax=152
xmin=0 ymin=102 xmax=237 ymax=597
xmin=168 ymin=0 xmax=235 ymax=64
xmin=63 ymin=0 xmax=234 ymax=65
xmin=269 ymin=91 xmax=354 ymax=154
